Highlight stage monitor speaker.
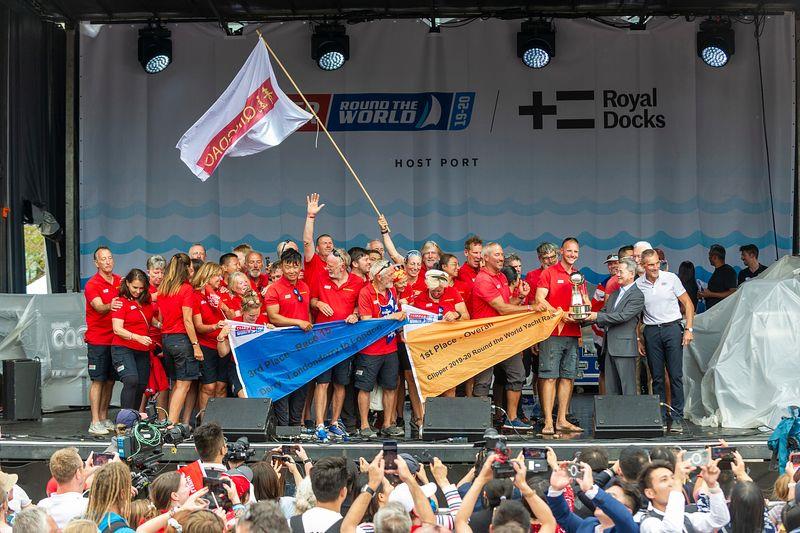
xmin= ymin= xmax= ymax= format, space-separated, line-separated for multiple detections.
xmin=421 ymin=397 xmax=492 ymax=442
xmin=204 ymin=398 xmax=273 ymax=442
xmin=593 ymin=395 xmax=663 ymax=439
xmin=2 ymin=359 xmax=42 ymax=421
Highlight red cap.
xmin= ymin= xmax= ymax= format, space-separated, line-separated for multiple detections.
xmin=227 ymin=474 xmax=250 ymax=500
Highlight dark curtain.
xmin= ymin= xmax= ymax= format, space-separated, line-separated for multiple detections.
xmin=0 ymin=4 xmax=66 ymax=293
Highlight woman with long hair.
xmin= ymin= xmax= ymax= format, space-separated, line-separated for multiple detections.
xmin=221 ymin=271 xmax=254 ymax=320
xmin=677 ymin=260 xmax=699 ymax=313
xmin=86 ymin=461 xmax=134 ymax=532
xmin=727 ymin=481 xmax=768 ymax=533
xmin=190 ymin=262 xmax=228 ymax=411
xmin=111 ymin=269 xmax=155 ymax=410
xmin=158 ymin=253 xmax=203 ymax=425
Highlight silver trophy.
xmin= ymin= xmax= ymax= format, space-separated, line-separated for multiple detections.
xmin=568 ymin=271 xmax=591 ymax=320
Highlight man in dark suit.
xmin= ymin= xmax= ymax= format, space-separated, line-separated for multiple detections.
xmin=586 ymin=257 xmax=644 ymax=395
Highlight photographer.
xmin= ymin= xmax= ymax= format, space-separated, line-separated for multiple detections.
xmin=547 ymin=461 xmax=639 ymax=532
xmin=37 ymin=448 xmax=99 ymax=528
xmin=456 ymin=454 xmax=556 ymax=533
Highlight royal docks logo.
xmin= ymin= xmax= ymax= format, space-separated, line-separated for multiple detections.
xmin=289 ymin=92 xmax=475 ymax=132
xmin=519 ymin=89 xmax=665 ymax=130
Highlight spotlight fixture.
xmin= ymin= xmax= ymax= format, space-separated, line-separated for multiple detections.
xmin=312 ymin=23 xmax=349 ymax=71
xmin=517 ymin=20 xmax=555 ymax=69
xmin=224 ymin=22 xmax=245 ymax=36
xmin=138 ymin=24 xmax=172 ymax=74
xmin=697 ymin=18 xmax=734 ymax=68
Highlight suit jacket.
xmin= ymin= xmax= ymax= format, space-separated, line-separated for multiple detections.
xmin=595 ymin=283 xmax=644 ymax=357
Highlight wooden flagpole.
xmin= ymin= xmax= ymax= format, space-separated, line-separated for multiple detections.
xmin=255 ymin=29 xmax=382 ymax=217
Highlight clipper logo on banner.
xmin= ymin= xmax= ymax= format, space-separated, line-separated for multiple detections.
xmin=519 ymin=89 xmax=665 ymax=130
xmin=290 ymin=92 xmax=475 ymax=132
xmin=234 ymin=324 xmax=265 ymax=337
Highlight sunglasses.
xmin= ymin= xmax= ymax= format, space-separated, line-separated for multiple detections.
xmin=375 ymin=262 xmax=395 ymax=278
xmin=292 ymin=287 xmax=303 ymax=302
xmin=405 ymin=250 xmax=422 ymax=259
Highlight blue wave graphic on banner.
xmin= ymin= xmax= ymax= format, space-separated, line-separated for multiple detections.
xmin=230 ymin=318 xmax=404 ymax=400
xmin=80 ymin=231 xmax=791 ymax=256
xmin=79 ymin=196 xmax=792 ymax=220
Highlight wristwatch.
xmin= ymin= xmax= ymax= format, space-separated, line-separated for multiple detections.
xmin=686 ymin=328 xmax=693 ymax=332
xmin=361 ymin=484 xmax=376 ymax=496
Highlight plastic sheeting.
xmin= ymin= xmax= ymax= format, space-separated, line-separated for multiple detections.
xmin=684 ymin=255 xmax=800 ymax=429
xmin=0 ymin=293 xmax=90 ymax=409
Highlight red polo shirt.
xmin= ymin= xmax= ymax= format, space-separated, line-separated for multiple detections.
xmin=410 ymin=286 xmax=463 ymax=315
xmin=471 ymin=268 xmax=511 ymax=319
xmin=401 ymin=279 xmax=424 ymax=303
xmin=159 ymin=283 xmax=194 ymax=335
xmin=457 ymin=263 xmax=480 ymax=285
xmin=192 ymin=290 xmax=226 ymax=349
xmin=111 ymin=297 xmax=153 ymax=351
xmin=358 ymin=283 xmax=401 ymax=356
xmin=303 ymin=253 xmax=327 ymax=290
xmin=248 ymin=273 xmax=269 ymax=294
xmin=604 ymin=274 xmax=620 ymax=298
xmin=537 ymin=263 xmax=586 ymax=337
xmin=311 ymin=273 xmax=363 ymax=323
xmin=524 ymin=268 xmax=544 ymax=304
xmin=453 ymin=279 xmax=472 ymax=305
xmin=84 ymin=272 xmax=122 ymax=345
xmin=264 ymin=276 xmax=311 ymax=322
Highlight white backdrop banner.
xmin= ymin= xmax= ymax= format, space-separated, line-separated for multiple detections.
xmin=79 ymin=17 xmax=795 ymax=284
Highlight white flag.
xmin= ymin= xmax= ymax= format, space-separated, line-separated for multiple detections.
xmin=176 ymin=41 xmax=312 ymax=181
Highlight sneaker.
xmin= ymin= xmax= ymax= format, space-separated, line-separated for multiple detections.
xmin=669 ymin=421 xmax=684 ymax=434
xmin=101 ymin=419 xmax=115 ymax=430
xmin=358 ymin=427 xmax=378 ymax=439
xmin=502 ymin=418 xmax=533 ymax=431
xmin=316 ymin=424 xmax=329 ymax=441
xmin=88 ymin=422 xmax=109 ymax=435
xmin=328 ymin=421 xmax=349 ymax=438
xmin=381 ymin=425 xmax=405 ymax=438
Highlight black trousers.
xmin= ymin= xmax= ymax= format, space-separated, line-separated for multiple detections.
xmin=272 ymin=385 xmax=308 ymax=426
xmin=643 ymin=322 xmax=684 ymax=418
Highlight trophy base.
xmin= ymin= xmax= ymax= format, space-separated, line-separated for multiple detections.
xmin=569 ymin=305 xmax=591 ymax=321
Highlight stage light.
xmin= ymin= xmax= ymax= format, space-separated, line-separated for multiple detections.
xmin=138 ymin=25 xmax=172 ymax=74
xmin=517 ymin=20 xmax=555 ymax=69
xmin=697 ymin=18 xmax=734 ymax=68
xmin=312 ymin=24 xmax=349 ymax=71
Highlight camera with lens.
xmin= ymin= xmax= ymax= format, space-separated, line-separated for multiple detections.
xmin=225 ymin=436 xmax=255 ymax=465
xmin=482 ymin=429 xmax=515 ymax=478
xmin=163 ymin=423 xmax=191 ymax=446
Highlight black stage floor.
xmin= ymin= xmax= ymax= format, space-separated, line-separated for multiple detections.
xmin=0 ymin=395 xmax=772 ymax=463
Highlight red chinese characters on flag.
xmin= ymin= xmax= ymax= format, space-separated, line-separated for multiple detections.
xmin=177 ymin=40 xmax=312 ymax=181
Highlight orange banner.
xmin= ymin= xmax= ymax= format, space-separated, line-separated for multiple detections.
xmin=404 ymin=310 xmax=562 ymax=400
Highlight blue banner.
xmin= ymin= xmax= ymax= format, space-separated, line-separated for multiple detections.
xmin=228 ymin=319 xmax=404 ymax=400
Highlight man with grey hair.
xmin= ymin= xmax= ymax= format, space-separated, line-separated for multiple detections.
xmin=235 ymin=500 xmax=290 ymax=533
xmin=636 ymin=248 xmax=695 ymax=431
xmin=11 ymin=506 xmax=58 ymax=533
xmin=374 ymin=501 xmax=412 ymax=533
xmin=354 ymin=260 xmax=406 ymax=438
xmin=585 ymin=257 xmax=644 ymax=395
xmin=188 ymin=243 xmax=207 ymax=262
xmin=524 ymin=242 xmax=559 ymax=290
xmin=367 ymin=239 xmax=385 ymax=259
xmin=145 ymin=255 xmax=166 ymax=289
xmin=632 ymin=240 xmax=653 ymax=271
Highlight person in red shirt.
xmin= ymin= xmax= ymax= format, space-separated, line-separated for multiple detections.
xmin=221 ymin=271 xmax=253 ymax=320
xmin=190 ymin=262 xmax=228 ymax=412
xmin=309 ymin=248 xmax=362 ymax=440
xmin=216 ymin=294 xmax=273 ymax=398
xmin=376 ymin=215 xmax=429 ymax=295
xmin=471 ymin=243 xmax=544 ymax=431
xmin=188 ymin=243 xmax=206 ymax=262
xmin=591 ymin=254 xmax=619 ymax=395
xmin=410 ymin=269 xmax=470 ymax=403
xmin=265 ymin=248 xmax=312 ymax=427
xmin=438 ymin=252 xmax=475 ymax=397
xmin=111 ymin=269 xmax=154 ymax=410
xmin=456 ymin=235 xmax=483 ymax=290
xmin=534 ymin=237 xmax=589 ymax=435
xmin=420 ymin=240 xmax=441 ymax=272
xmin=218 ymin=253 xmax=240 ymax=292
xmin=302 ymin=193 xmax=335 ymax=290
xmin=158 ymin=253 xmax=204 ymax=426
xmin=145 ymin=255 xmax=169 ymax=414
xmin=347 ymin=247 xmax=372 ymax=283
xmin=524 ymin=242 xmax=559 ymax=299
xmin=83 ymin=246 xmax=123 ymax=435
xmin=245 ymin=251 xmax=269 ymax=295
xmin=354 ymin=259 xmax=406 ymax=439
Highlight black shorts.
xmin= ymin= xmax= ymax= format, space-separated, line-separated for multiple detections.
xmin=87 ymin=343 xmax=114 ymax=381
xmin=199 ymin=345 xmax=226 ymax=385
xmin=397 ymin=341 xmax=412 ymax=372
xmin=226 ymin=355 xmax=244 ymax=395
xmin=111 ymin=345 xmax=148 ymax=381
xmin=353 ymin=352 xmax=399 ymax=392
xmin=316 ymin=357 xmax=352 ymax=385
xmin=162 ymin=333 xmax=200 ymax=381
